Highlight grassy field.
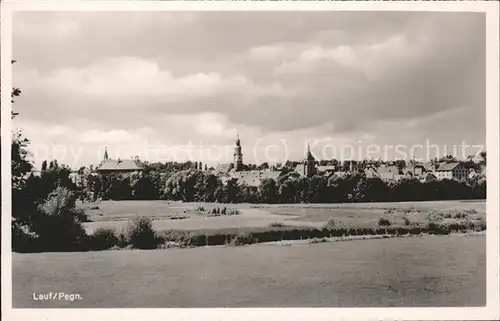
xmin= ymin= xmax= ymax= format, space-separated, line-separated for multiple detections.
xmin=13 ymin=234 xmax=486 ymax=308
xmin=80 ymin=200 xmax=486 ymax=234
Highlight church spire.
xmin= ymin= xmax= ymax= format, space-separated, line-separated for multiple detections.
xmin=305 ymin=143 xmax=315 ymax=161
xmin=233 ymin=132 xmax=243 ymax=171
xmin=304 ymin=142 xmax=316 ymax=177
xmin=103 ymin=147 xmax=109 ymax=160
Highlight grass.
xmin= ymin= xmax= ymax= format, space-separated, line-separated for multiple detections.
xmin=66 ymin=200 xmax=486 ymax=252
xmin=12 ymin=234 xmax=486 ymax=308
xmin=81 ymin=200 xmax=486 ymax=235
xmin=79 ymin=219 xmax=487 ymax=250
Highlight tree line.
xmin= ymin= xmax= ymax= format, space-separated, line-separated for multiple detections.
xmin=75 ymin=167 xmax=486 ymax=204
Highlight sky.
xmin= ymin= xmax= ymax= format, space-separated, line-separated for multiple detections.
xmin=11 ymin=11 xmax=486 ymax=169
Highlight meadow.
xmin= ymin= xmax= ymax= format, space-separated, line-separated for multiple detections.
xmin=13 ymin=234 xmax=486 ymax=308
xmin=80 ymin=199 xmax=486 ymax=234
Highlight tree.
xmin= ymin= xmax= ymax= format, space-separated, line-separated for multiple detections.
xmin=438 ymin=155 xmax=458 ymax=163
xmin=257 ymin=162 xmax=269 ymax=170
xmin=394 ymin=159 xmax=406 ymax=172
xmin=258 ymin=178 xmax=278 ymax=203
xmin=479 ymin=151 xmax=486 ymax=166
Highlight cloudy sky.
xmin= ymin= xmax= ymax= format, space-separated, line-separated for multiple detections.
xmin=12 ymin=11 xmax=485 ymax=169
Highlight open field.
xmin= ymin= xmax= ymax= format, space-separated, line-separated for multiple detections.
xmin=80 ymin=200 xmax=486 ymax=234
xmin=13 ymin=234 xmax=486 ymax=308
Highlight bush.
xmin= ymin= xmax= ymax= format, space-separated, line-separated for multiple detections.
xmin=453 ymin=212 xmax=468 ymax=219
xmin=325 ymin=218 xmax=335 ymax=229
xmin=229 ymin=232 xmax=254 ymax=246
xmin=402 ymin=217 xmax=411 ymax=226
xmin=269 ymin=222 xmax=285 ymax=228
xmin=88 ymin=228 xmax=120 ymax=250
xmin=12 ymin=221 xmax=39 ymax=253
xmin=31 ymin=186 xmax=89 ymax=252
xmin=378 ymin=217 xmax=392 ymax=227
xmin=478 ymin=218 xmax=486 ymax=231
xmin=124 ymin=216 xmax=162 ymax=249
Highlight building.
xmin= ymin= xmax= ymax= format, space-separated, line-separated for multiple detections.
xmin=364 ymin=165 xmax=379 ymax=178
xmin=215 ymin=163 xmax=234 ymax=173
xmin=377 ymin=165 xmax=401 ymax=181
xmin=294 ymin=145 xmax=317 ymax=178
xmin=214 ymin=134 xmax=282 ymax=186
xmin=434 ymin=162 xmax=467 ymax=180
xmin=316 ymin=165 xmax=337 ymax=176
xmin=96 ymin=147 xmax=144 ymax=176
xmin=215 ymin=133 xmax=244 ymax=173
xmin=402 ymin=164 xmax=425 ymax=177
xmin=236 ymin=170 xmax=281 ymax=187
xmin=233 ymin=133 xmax=243 ymax=171
xmin=422 ymin=161 xmax=437 ymax=173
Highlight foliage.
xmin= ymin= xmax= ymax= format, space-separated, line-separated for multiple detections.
xmin=88 ymin=228 xmax=120 ymax=251
xmin=123 ymin=216 xmax=162 ymax=249
xmin=30 ymin=186 xmax=88 ymax=252
xmin=77 ymin=167 xmax=487 ymax=204
xmin=378 ymin=218 xmax=392 ymax=227
xmin=157 ymin=220 xmax=486 ymax=248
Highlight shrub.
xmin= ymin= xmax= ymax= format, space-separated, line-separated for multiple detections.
xmin=325 ymin=218 xmax=335 ymax=229
xmin=269 ymin=222 xmax=285 ymax=228
xmin=378 ymin=217 xmax=392 ymax=227
xmin=384 ymin=208 xmax=395 ymax=215
xmin=454 ymin=212 xmax=468 ymax=219
xmin=426 ymin=221 xmax=449 ymax=235
xmin=404 ymin=207 xmax=418 ymax=214
xmin=309 ymin=237 xmax=327 ymax=244
xmin=88 ymin=228 xmax=120 ymax=251
xmin=12 ymin=220 xmax=39 ymax=253
xmin=124 ymin=216 xmax=162 ymax=249
xmin=478 ymin=218 xmax=487 ymax=231
xmin=229 ymin=232 xmax=253 ymax=246
xmin=196 ymin=205 xmax=205 ymax=212
xmin=402 ymin=217 xmax=411 ymax=226
xmin=170 ymin=215 xmax=187 ymax=220
xmin=31 ymin=186 xmax=89 ymax=252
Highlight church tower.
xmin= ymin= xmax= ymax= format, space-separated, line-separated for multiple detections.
xmin=233 ymin=133 xmax=243 ymax=171
xmin=304 ymin=144 xmax=316 ymax=178
xmin=103 ymin=147 xmax=109 ymax=161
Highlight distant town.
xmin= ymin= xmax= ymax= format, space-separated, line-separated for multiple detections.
xmin=27 ymin=134 xmax=486 ymax=194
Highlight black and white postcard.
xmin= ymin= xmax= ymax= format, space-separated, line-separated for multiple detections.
xmin=1 ymin=1 xmax=499 ymax=321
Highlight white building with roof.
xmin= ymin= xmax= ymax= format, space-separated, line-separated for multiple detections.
xmin=96 ymin=147 xmax=144 ymax=176
xmin=434 ymin=162 xmax=467 ymax=180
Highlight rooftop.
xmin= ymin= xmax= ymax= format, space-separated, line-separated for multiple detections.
xmin=435 ymin=162 xmax=461 ymax=171
xmin=97 ymin=159 xmax=143 ymax=171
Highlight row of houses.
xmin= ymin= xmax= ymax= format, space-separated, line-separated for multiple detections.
xmin=363 ymin=161 xmax=482 ymax=182
xmin=37 ymin=141 xmax=482 ymax=187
